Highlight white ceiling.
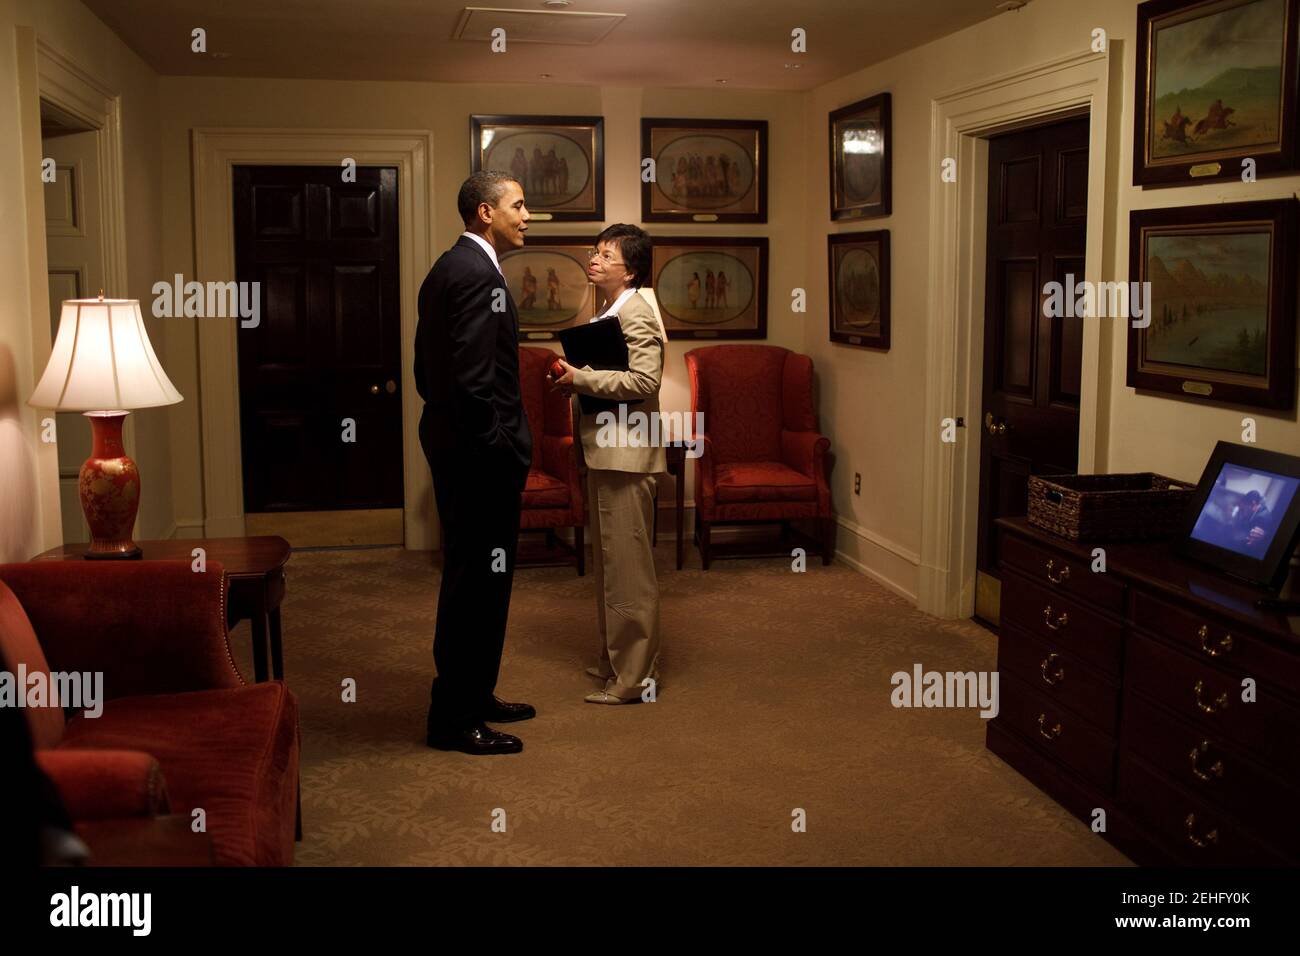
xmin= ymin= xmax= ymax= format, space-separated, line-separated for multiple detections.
xmin=81 ymin=0 xmax=1011 ymax=91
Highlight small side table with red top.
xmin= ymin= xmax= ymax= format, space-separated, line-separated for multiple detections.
xmin=32 ymin=536 xmax=291 ymax=683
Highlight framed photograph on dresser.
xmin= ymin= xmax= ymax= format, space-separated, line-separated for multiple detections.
xmin=828 ymin=230 xmax=890 ymax=349
xmin=1127 ymin=198 xmax=1298 ymax=410
xmin=1134 ymin=0 xmax=1300 ymax=187
xmin=829 ymin=92 xmax=891 ymax=220
xmin=1180 ymin=441 xmax=1300 ymax=589
xmin=648 ymin=236 xmax=767 ymax=339
xmin=499 ymin=237 xmax=596 ymax=340
xmin=640 ymin=118 xmax=767 ymax=223
xmin=470 ymin=115 xmax=604 ymax=221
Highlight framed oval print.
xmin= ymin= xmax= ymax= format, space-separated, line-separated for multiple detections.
xmin=828 ymin=230 xmax=890 ymax=349
xmin=641 ymin=119 xmax=767 ymax=223
xmin=471 ymin=115 xmax=604 ymax=221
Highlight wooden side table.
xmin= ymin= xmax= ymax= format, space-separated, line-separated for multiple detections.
xmin=32 ymin=536 xmax=292 ymax=683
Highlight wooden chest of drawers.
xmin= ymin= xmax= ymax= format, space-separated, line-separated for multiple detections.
xmin=989 ymin=518 xmax=1300 ymax=866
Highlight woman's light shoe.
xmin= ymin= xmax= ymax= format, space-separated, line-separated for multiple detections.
xmin=584 ymin=689 xmax=638 ymax=704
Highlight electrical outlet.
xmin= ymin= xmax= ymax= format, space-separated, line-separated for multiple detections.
xmin=854 ymin=473 xmax=861 ymax=495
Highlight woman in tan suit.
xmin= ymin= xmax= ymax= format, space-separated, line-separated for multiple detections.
xmin=550 ymin=224 xmax=665 ymax=704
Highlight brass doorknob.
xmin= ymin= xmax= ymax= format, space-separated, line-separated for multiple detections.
xmin=385 ymin=379 xmax=397 ymax=394
xmin=983 ymin=411 xmax=1007 ymax=436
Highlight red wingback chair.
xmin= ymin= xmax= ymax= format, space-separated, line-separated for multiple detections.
xmin=685 ymin=345 xmax=833 ymax=569
xmin=518 ymin=346 xmax=586 ymax=574
xmin=0 ymin=560 xmax=300 ymax=866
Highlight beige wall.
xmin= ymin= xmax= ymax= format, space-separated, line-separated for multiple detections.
xmin=157 ymin=75 xmax=809 ymax=535
xmin=5 ymin=0 xmax=1297 ymax=598
xmin=0 ymin=0 xmax=168 ymax=561
xmin=808 ymin=0 xmax=1300 ymax=600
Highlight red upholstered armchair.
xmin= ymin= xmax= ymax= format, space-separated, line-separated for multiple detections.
xmin=685 ymin=345 xmax=834 ymax=569
xmin=518 ymin=346 xmax=586 ymax=574
xmin=0 ymin=560 xmax=299 ymax=866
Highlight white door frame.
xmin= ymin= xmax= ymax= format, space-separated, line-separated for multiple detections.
xmin=916 ymin=47 xmax=1118 ymax=619
xmin=191 ymin=128 xmax=434 ymax=548
xmin=17 ymin=29 xmax=133 ymax=551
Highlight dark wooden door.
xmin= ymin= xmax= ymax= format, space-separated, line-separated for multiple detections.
xmin=233 ymin=165 xmax=403 ymax=515
xmin=975 ymin=116 xmax=1088 ymax=623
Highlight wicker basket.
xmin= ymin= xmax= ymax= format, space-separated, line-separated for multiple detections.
xmin=1026 ymin=473 xmax=1196 ymax=541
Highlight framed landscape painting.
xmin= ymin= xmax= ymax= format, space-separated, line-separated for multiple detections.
xmin=1134 ymin=0 xmax=1300 ymax=186
xmin=470 ymin=115 xmax=604 ymax=221
xmin=828 ymin=230 xmax=890 ymax=349
xmin=499 ymin=237 xmax=596 ymax=340
xmin=640 ymin=118 xmax=767 ymax=222
xmin=829 ymin=92 xmax=891 ymax=220
xmin=1128 ymin=199 xmax=1297 ymax=409
xmin=649 ymin=237 xmax=767 ymax=339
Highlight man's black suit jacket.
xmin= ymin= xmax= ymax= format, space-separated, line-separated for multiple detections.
xmin=415 ymin=236 xmax=532 ymax=480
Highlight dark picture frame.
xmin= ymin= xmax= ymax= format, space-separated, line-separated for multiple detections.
xmin=1178 ymin=441 xmax=1300 ymax=590
xmin=470 ymin=115 xmax=604 ymax=221
xmin=1134 ymin=0 xmax=1300 ymax=187
xmin=828 ymin=230 xmax=891 ymax=349
xmin=499 ymin=236 xmax=596 ymax=340
xmin=640 ymin=118 xmax=767 ymax=223
xmin=1127 ymin=198 xmax=1297 ymax=410
xmin=648 ymin=236 xmax=768 ymax=340
xmin=829 ymin=92 xmax=892 ymax=220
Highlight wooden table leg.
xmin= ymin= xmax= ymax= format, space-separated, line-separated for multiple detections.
xmin=251 ymin=603 xmax=269 ymax=684
xmin=270 ymin=606 xmax=284 ymax=680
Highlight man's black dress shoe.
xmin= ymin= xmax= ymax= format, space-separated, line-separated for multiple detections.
xmin=481 ymin=696 xmax=536 ymax=723
xmin=427 ymin=722 xmax=523 ymax=755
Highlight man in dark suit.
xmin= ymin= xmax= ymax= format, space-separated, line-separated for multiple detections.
xmin=415 ymin=171 xmax=535 ymax=755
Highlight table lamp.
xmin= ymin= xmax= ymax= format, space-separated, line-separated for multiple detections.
xmin=27 ymin=296 xmax=183 ymax=559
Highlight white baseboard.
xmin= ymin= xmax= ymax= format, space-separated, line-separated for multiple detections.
xmin=832 ymin=515 xmax=920 ymax=604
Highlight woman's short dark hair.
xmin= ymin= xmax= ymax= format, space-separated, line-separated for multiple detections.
xmin=596 ymin=223 xmax=652 ymax=289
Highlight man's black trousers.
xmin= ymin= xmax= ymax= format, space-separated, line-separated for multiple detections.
xmin=427 ymin=458 xmax=525 ymax=731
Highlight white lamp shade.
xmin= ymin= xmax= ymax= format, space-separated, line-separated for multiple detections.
xmin=27 ymin=298 xmax=183 ymax=411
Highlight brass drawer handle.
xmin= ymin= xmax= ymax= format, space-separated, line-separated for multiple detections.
xmin=1184 ymin=812 xmax=1219 ymax=849
xmin=1045 ymin=559 xmax=1070 ymax=585
xmin=1037 ymin=713 xmax=1062 ymax=741
xmin=1040 ymin=652 xmax=1065 ymax=686
xmin=1193 ymin=679 xmax=1229 ymax=715
xmin=1042 ymin=606 xmax=1069 ymax=631
xmin=1189 ymin=740 xmax=1225 ymax=782
xmin=1197 ymin=624 xmax=1234 ymax=658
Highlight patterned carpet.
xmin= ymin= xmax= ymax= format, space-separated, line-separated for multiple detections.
xmin=228 ymin=541 xmax=1132 ymax=866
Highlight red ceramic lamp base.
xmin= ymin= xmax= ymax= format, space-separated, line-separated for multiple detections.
xmin=79 ymin=411 xmax=142 ymax=560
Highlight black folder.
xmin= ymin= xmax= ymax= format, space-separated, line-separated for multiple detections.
xmin=557 ymin=317 xmax=644 ymax=416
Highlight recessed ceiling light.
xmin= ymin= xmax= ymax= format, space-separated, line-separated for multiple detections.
xmin=543 ymin=0 xmax=572 ymax=7
xmin=539 ymin=73 xmax=551 ymax=78
xmin=716 ymin=78 xmax=727 ymax=84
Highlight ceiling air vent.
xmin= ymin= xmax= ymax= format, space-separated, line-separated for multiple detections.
xmin=453 ymin=7 xmax=625 ymax=45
